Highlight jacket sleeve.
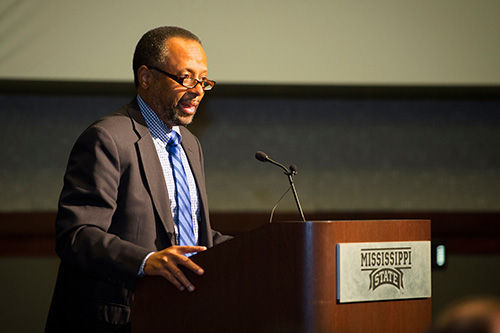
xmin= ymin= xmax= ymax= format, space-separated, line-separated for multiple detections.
xmin=55 ymin=123 xmax=150 ymax=290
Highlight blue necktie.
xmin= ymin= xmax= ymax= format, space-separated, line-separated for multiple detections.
xmin=167 ymin=131 xmax=196 ymax=246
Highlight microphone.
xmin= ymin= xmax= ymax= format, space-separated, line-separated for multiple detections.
xmin=255 ymin=151 xmax=268 ymax=162
xmin=255 ymin=151 xmax=306 ymax=222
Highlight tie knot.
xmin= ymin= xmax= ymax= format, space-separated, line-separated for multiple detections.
xmin=168 ymin=130 xmax=181 ymax=147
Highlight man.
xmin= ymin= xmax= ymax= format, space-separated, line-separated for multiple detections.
xmin=46 ymin=26 xmax=231 ymax=332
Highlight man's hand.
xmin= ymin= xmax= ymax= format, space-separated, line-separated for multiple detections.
xmin=143 ymin=246 xmax=207 ymax=292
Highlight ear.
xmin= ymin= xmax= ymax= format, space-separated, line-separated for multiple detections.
xmin=137 ymin=65 xmax=153 ymax=90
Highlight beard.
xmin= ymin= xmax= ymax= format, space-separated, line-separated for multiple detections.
xmin=149 ymin=88 xmax=197 ymax=127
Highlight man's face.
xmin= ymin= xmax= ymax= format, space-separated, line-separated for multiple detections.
xmin=148 ymin=37 xmax=208 ymax=127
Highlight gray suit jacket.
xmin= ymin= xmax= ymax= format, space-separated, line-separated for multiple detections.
xmin=46 ymin=99 xmax=230 ymax=332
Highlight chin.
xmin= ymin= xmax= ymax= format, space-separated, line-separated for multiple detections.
xmin=175 ymin=114 xmax=195 ymax=126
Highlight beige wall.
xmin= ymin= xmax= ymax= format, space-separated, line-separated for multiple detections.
xmin=1 ymin=0 xmax=500 ymax=85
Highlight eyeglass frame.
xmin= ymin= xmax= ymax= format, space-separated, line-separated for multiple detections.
xmin=147 ymin=66 xmax=216 ymax=91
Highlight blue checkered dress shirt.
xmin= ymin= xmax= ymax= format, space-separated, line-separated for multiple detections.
xmin=137 ymin=95 xmax=200 ymax=245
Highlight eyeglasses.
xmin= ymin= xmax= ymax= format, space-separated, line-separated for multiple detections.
xmin=148 ymin=66 xmax=216 ymax=91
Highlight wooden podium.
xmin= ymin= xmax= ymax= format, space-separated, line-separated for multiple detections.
xmin=132 ymin=220 xmax=431 ymax=332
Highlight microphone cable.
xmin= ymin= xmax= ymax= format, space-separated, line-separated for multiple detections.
xmin=269 ymin=184 xmax=292 ymax=223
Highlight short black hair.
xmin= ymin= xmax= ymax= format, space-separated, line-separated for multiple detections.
xmin=132 ymin=26 xmax=202 ymax=87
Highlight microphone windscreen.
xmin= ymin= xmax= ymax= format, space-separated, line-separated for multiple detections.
xmin=255 ymin=151 xmax=268 ymax=162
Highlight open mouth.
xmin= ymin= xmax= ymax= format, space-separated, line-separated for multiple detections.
xmin=179 ymin=100 xmax=198 ymax=115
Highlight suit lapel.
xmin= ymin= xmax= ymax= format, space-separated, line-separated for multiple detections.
xmin=180 ymin=127 xmax=205 ymax=206
xmin=127 ymin=102 xmax=177 ymax=246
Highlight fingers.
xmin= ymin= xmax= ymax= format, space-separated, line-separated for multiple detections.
xmin=178 ymin=252 xmax=205 ymax=276
xmin=160 ymin=256 xmax=195 ymax=292
xmin=177 ymin=246 xmax=207 ymax=275
xmin=178 ymin=245 xmax=207 ymax=256
xmin=143 ymin=246 xmax=207 ymax=292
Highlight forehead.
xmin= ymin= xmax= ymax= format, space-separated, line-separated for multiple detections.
xmin=164 ymin=37 xmax=207 ymax=72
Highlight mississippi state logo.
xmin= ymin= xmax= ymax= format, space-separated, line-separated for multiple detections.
xmin=337 ymin=241 xmax=430 ymax=303
xmin=360 ymin=247 xmax=412 ymax=291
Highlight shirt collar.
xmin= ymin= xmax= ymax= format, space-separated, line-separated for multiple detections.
xmin=137 ymin=95 xmax=181 ymax=145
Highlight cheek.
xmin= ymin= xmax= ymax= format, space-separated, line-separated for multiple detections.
xmin=164 ymin=90 xmax=185 ymax=107
xmin=154 ymin=80 xmax=182 ymax=106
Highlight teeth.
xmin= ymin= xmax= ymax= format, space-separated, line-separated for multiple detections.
xmin=180 ymin=102 xmax=196 ymax=114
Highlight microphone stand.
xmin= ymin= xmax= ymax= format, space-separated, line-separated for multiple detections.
xmin=285 ymin=168 xmax=306 ymax=222
xmin=261 ymin=154 xmax=306 ymax=222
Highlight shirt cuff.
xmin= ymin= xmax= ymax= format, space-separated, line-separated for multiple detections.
xmin=137 ymin=252 xmax=155 ymax=277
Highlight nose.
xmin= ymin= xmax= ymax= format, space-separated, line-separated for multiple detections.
xmin=189 ymin=81 xmax=205 ymax=96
